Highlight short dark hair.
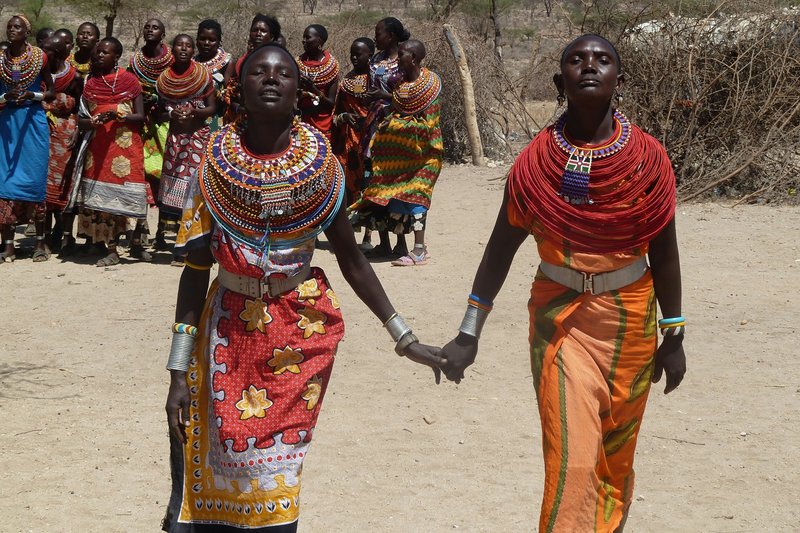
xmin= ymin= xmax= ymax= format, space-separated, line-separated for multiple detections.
xmin=560 ymin=34 xmax=622 ymax=71
xmin=354 ymin=37 xmax=375 ymax=55
xmin=54 ymin=28 xmax=74 ymax=40
xmin=379 ymin=17 xmax=410 ymax=42
xmin=251 ymin=13 xmax=281 ymax=41
xmin=36 ymin=28 xmax=54 ymax=41
xmin=306 ymin=24 xmax=328 ymax=44
xmin=197 ymin=19 xmax=222 ymax=40
xmin=100 ymin=36 xmax=123 ymax=56
xmin=78 ymin=22 xmax=101 ymax=39
xmin=172 ymin=34 xmax=194 ymax=47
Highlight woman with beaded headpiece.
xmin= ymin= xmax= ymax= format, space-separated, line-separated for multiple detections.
xmin=193 ymin=19 xmax=230 ymax=132
xmin=161 ymin=43 xmax=445 ymax=532
xmin=439 ymin=35 xmax=686 ymax=532
xmin=129 ymin=18 xmax=173 ymax=255
xmin=71 ymin=37 xmax=149 ymax=267
xmin=0 ymin=15 xmax=54 ymax=263
xmin=156 ymin=34 xmax=216 ymax=266
xmin=332 ymin=37 xmax=374 ymax=205
xmin=350 ymin=39 xmax=442 ymax=267
xmin=297 ymin=24 xmax=339 ymax=139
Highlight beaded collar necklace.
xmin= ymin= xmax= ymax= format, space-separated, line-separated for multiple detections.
xmin=298 ymin=50 xmax=339 ymax=87
xmin=195 ymin=47 xmax=231 ymax=76
xmin=340 ymin=72 xmax=368 ymax=97
xmin=130 ymin=44 xmax=174 ymax=90
xmin=200 ymin=121 xmax=344 ymax=250
xmin=156 ymin=60 xmax=211 ymax=104
xmin=392 ymin=67 xmax=441 ymax=115
xmin=52 ymin=62 xmax=76 ymax=93
xmin=68 ymin=53 xmax=91 ymax=77
xmin=552 ymin=109 xmax=632 ymax=205
xmin=1 ymin=44 xmax=43 ymax=89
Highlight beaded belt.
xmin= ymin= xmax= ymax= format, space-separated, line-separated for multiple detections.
xmin=539 ymin=257 xmax=648 ymax=295
xmin=217 ymin=264 xmax=312 ymax=299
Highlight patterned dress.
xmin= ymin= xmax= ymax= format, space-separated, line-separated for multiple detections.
xmin=195 ymin=48 xmax=231 ymax=132
xmin=44 ymin=62 xmax=79 ymax=211
xmin=163 ymin=121 xmax=346 ymax=531
xmin=350 ymin=68 xmax=443 ymax=234
xmin=297 ymin=50 xmax=339 ymax=138
xmin=0 ymin=45 xmax=49 ymax=225
xmin=332 ymin=72 xmax=369 ymax=195
xmin=72 ymin=70 xmax=147 ymax=243
xmin=156 ymin=61 xmax=212 ymax=217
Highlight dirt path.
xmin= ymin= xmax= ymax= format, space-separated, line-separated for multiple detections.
xmin=2 ymin=165 xmax=798 ymax=532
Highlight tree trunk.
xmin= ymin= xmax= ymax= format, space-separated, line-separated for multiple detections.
xmin=443 ymin=24 xmax=486 ymax=166
xmin=490 ymin=0 xmax=503 ymax=61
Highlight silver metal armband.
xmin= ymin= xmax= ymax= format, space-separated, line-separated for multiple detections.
xmin=383 ymin=313 xmax=412 ymax=342
xmin=166 ymin=332 xmax=195 ymax=371
xmin=458 ymin=304 xmax=490 ymax=339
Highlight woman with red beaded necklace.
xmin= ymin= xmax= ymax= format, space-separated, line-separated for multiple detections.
xmin=130 ymin=18 xmax=173 ymax=255
xmin=0 ymin=15 xmax=55 ymax=263
xmin=350 ymin=39 xmax=442 ymax=267
xmin=156 ymin=34 xmax=216 ymax=266
xmin=193 ymin=19 xmax=230 ymax=132
xmin=72 ymin=37 xmax=148 ymax=267
xmin=297 ymin=24 xmax=339 ymax=140
xmin=332 ymin=37 xmax=373 ymax=206
xmin=439 ymin=35 xmax=686 ymax=532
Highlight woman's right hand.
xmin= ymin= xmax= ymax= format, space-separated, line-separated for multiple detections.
xmin=440 ymin=333 xmax=479 ymax=384
xmin=165 ymin=371 xmax=191 ymax=444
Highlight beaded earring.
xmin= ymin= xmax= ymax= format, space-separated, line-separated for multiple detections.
xmin=615 ymin=90 xmax=623 ymax=104
xmin=557 ymin=93 xmax=565 ymax=107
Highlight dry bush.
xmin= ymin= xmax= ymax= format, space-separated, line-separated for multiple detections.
xmin=618 ymin=8 xmax=800 ymax=202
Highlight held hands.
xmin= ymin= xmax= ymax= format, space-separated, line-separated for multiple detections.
xmin=439 ymin=333 xmax=478 ymax=384
xmin=652 ymin=336 xmax=686 ymax=394
xmin=399 ymin=341 xmax=447 ymax=384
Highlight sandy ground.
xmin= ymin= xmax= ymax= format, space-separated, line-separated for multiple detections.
xmin=1 ymin=165 xmax=799 ymax=532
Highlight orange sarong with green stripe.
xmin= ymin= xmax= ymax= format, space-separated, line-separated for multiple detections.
xmin=522 ymin=218 xmax=658 ymax=532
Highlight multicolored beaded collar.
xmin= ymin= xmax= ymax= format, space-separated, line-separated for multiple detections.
xmin=298 ymin=50 xmax=340 ymax=88
xmin=194 ymin=47 xmax=231 ymax=77
xmin=552 ymin=109 xmax=632 ymax=205
xmin=392 ymin=67 xmax=441 ymax=116
xmin=68 ymin=53 xmax=91 ymax=77
xmin=129 ymin=44 xmax=174 ymax=91
xmin=156 ymin=60 xmax=212 ymax=105
xmin=1 ymin=44 xmax=44 ymax=89
xmin=200 ymin=121 xmax=344 ymax=249
xmin=52 ymin=62 xmax=76 ymax=93
xmin=340 ymin=73 xmax=368 ymax=98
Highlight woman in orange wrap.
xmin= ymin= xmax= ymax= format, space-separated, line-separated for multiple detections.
xmin=297 ymin=24 xmax=339 ymax=139
xmin=440 ymin=35 xmax=687 ymax=532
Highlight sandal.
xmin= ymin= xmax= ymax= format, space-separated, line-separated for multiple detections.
xmin=153 ymin=234 xmax=171 ymax=251
xmin=363 ymin=242 xmax=393 ymax=259
xmin=391 ymin=250 xmax=430 ymax=267
xmin=96 ymin=252 xmax=120 ymax=267
xmin=58 ymin=236 xmax=77 ymax=258
xmin=0 ymin=251 xmax=15 ymax=263
xmin=358 ymin=240 xmax=374 ymax=252
xmin=130 ymin=244 xmax=153 ymax=262
xmin=32 ymin=247 xmax=51 ymax=262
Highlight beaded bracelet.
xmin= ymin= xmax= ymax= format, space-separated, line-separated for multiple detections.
xmin=658 ymin=316 xmax=685 ymax=337
xmin=172 ymin=322 xmax=198 ymax=337
xmin=460 ymin=294 xmax=493 ymax=339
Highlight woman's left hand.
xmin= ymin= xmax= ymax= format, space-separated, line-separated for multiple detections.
xmin=652 ymin=336 xmax=686 ymax=394
xmin=400 ymin=341 xmax=447 ymax=384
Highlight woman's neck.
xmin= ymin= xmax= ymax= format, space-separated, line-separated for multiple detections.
xmin=74 ymin=48 xmax=91 ymax=63
xmin=244 ymin=115 xmax=293 ymax=155
xmin=404 ymin=65 xmax=421 ymax=83
xmin=564 ymin=105 xmax=615 ymax=145
xmin=197 ymin=49 xmax=216 ymax=62
xmin=51 ymin=58 xmax=66 ymax=73
xmin=172 ymin=60 xmax=190 ymax=74
xmin=9 ymin=41 xmax=27 ymax=56
xmin=305 ymin=49 xmax=324 ymax=61
xmin=385 ymin=45 xmax=398 ymax=59
xmin=142 ymin=41 xmax=162 ymax=58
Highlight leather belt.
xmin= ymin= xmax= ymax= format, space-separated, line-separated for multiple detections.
xmin=217 ymin=264 xmax=312 ymax=299
xmin=539 ymin=257 xmax=648 ymax=295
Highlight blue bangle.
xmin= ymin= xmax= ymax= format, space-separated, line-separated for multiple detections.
xmin=468 ymin=293 xmax=494 ymax=307
xmin=658 ymin=316 xmax=685 ymax=326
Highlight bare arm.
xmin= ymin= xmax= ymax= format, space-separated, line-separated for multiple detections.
xmin=166 ymin=245 xmax=213 ymax=443
xmin=323 ymin=205 xmax=446 ymax=377
xmin=648 ymin=217 xmax=686 ymax=393
xmin=440 ymin=189 xmax=529 ymax=382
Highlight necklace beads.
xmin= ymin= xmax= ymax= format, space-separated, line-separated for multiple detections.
xmin=392 ymin=68 xmax=441 ymax=116
xmin=1 ymin=44 xmax=43 ymax=90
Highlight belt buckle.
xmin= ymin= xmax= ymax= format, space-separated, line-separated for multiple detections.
xmin=259 ymin=277 xmax=273 ymax=299
xmin=582 ymin=272 xmax=596 ymax=295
